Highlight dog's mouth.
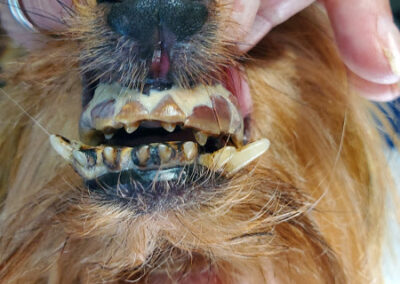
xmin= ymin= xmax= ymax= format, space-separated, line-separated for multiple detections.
xmin=50 ymin=77 xmax=269 ymax=203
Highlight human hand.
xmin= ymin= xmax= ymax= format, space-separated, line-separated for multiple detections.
xmin=1 ymin=0 xmax=399 ymax=101
xmin=229 ymin=0 xmax=400 ymax=101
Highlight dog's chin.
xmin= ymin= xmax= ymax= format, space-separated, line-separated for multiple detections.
xmin=50 ymin=78 xmax=270 ymax=213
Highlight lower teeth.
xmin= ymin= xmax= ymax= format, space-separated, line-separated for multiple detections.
xmin=50 ymin=135 xmax=270 ymax=180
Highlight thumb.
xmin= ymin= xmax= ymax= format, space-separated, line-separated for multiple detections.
xmin=0 ymin=0 xmax=72 ymax=49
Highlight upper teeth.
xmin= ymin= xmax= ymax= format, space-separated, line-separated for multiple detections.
xmin=161 ymin=122 xmax=176 ymax=133
xmin=194 ymin=131 xmax=208 ymax=146
xmin=79 ymin=83 xmax=244 ymax=146
xmin=105 ymin=133 xmax=114 ymax=140
xmin=125 ymin=123 xmax=140 ymax=134
xmin=50 ymin=135 xmax=270 ymax=181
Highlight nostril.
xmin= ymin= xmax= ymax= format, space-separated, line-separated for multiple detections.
xmin=107 ymin=0 xmax=159 ymax=43
xmin=106 ymin=0 xmax=208 ymax=42
xmin=160 ymin=0 xmax=208 ymax=41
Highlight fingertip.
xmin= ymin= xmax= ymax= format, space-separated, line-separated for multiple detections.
xmin=349 ymin=71 xmax=400 ymax=102
xmin=325 ymin=0 xmax=400 ymax=85
xmin=21 ymin=0 xmax=73 ymax=31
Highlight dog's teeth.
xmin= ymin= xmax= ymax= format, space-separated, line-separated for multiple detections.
xmin=49 ymin=135 xmax=74 ymax=162
xmin=183 ymin=141 xmax=197 ymax=161
xmin=232 ymin=133 xmax=244 ymax=148
xmin=194 ymin=131 xmax=208 ymax=146
xmin=198 ymin=146 xmax=237 ymax=170
xmin=158 ymin=144 xmax=173 ymax=163
xmin=137 ymin=145 xmax=150 ymax=165
xmin=161 ymin=122 xmax=176 ymax=133
xmin=103 ymin=147 xmax=115 ymax=162
xmin=126 ymin=123 xmax=140 ymax=134
xmin=225 ymin=138 xmax=270 ymax=176
xmin=72 ymin=150 xmax=88 ymax=167
xmin=104 ymin=133 xmax=114 ymax=140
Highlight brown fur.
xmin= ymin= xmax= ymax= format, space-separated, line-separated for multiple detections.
xmin=0 ymin=2 xmax=396 ymax=283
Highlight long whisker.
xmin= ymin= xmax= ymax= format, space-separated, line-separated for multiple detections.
xmin=0 ymin=88 xmax=51 ymax=136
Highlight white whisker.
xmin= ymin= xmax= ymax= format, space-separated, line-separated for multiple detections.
xmin=0 ymin=88 xmax=51 ymax=136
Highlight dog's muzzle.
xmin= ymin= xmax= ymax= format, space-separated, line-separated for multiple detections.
xmin=49 ymin=0 xmax=270 ymax=210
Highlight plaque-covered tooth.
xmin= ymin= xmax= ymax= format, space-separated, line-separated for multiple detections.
xmin=198 ymin=146 xmax=237 ymax=171
xmin=158 ymin=144 xmax=172 ymax=163
xmin=50 ymin=135 xmax=75 ymax=162
xmin=120 ymin=147 xmax=133 ymax=169
xmin=183 ymin=141 xmax=198 ymax=161
xmin=137 ymin=145 xmax=150 ymax=166
xmin=103 ymin=147 xmax=115 ymax=162
xmin=194 ymin=131 xmax=208 ymax=146
xmin=161 ymin=122 xmax=176 ymax=133
xmin=72 ymin=150 xmax=88 ymax=167
xmin=125 ymin=122 xmax=140 ymax=134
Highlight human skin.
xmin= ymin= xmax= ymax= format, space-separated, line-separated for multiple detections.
xmin=1 ymin=0 xmax=399 ymax=101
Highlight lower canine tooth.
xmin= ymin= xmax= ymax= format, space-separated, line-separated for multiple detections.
xmin=183 ymin=141 xmax=197 ymax=161
xmin=50 ymin=135 xmax=74 ymax=162
xmin=161 ymin=123 xmax=176 ymax=133
xmin=72 ymin=150 xmax=88 ymax=167
xmin=194 ymin=131 xmax=208 ymax=146
xmin=137 ymin=145 xmax=150 ymax=165
xmin=225 ymin=138 xmax=270 ymax=176
xmin=158 ymin=144 xmax=172 ymax=163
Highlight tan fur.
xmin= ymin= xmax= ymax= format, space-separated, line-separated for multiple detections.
xmin=0 ymin=3 xmax=396 ymax=283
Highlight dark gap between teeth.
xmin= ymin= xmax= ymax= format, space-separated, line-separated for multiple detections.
xmin=102 ymin=126 xmax=230 ymax=151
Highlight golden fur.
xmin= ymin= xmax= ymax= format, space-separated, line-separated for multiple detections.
xmin=0 ymin=2 xmax=396 ymax=283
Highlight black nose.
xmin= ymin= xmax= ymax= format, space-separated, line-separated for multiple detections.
xmin=107 ymin=0 xmax=208 ymax=42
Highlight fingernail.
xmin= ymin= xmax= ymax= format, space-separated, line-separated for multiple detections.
xmin=377 ymin=17 xmax=400 ymax=78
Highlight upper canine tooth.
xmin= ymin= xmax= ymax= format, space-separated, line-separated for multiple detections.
xmin=161 ymin=122 xmax=176 ymax=133
xmin=72 ymin=150 xmax=88 ymax=167
xmin=126 ymin=123 xmax=140 ymax=134
xmin=158 ymin=144 xmax=173 ymax=163
xmin=137 ymin=145 xmax=150 ymax=166
xmin=194 ymin=131 xmax=208 ymax=146
xmin=183 ymin=141 xmax=198 ymax=161
xmin=225 ymin=138 xmax=270 ymax=176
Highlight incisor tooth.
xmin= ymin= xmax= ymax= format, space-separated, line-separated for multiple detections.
xmin=183 ymin=141 xmax=197 ymax=161
xmin=72 ymin=150 xmax=87 ymax=167
xmin=105 ymin=133 xmax=114 ymax=140
xmin=50 ymin=135 xmax=74 ymax=162
xmin=161 ymin=122 xmax=176 ymax=133
xmin=194 ymin=131 xmax=208 ymax=146
xmin=225 ymin=138 xmax=270 ymax=176
xmin=158 ymin=144 xmax=172 ymax=163
xmin=126 ymin=123 xmax=140 ymax=134
xmin=103 ymin=147 xmax=114 ymax=162
xmin=137 ymin=145 xmax=150 ymax=165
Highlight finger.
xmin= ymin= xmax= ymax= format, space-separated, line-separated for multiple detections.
xmin=324 ymin=0 xmax=400 ymax=86
xmin=349 ymin=71 xmax=400 ymax=102
xmin=0 ymin=0 xmax=72 ymax=49
xmin=230 ymin=0 xmax=315 ymax=52
xmin=21 ymin=0 xmax=73 ymax=31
